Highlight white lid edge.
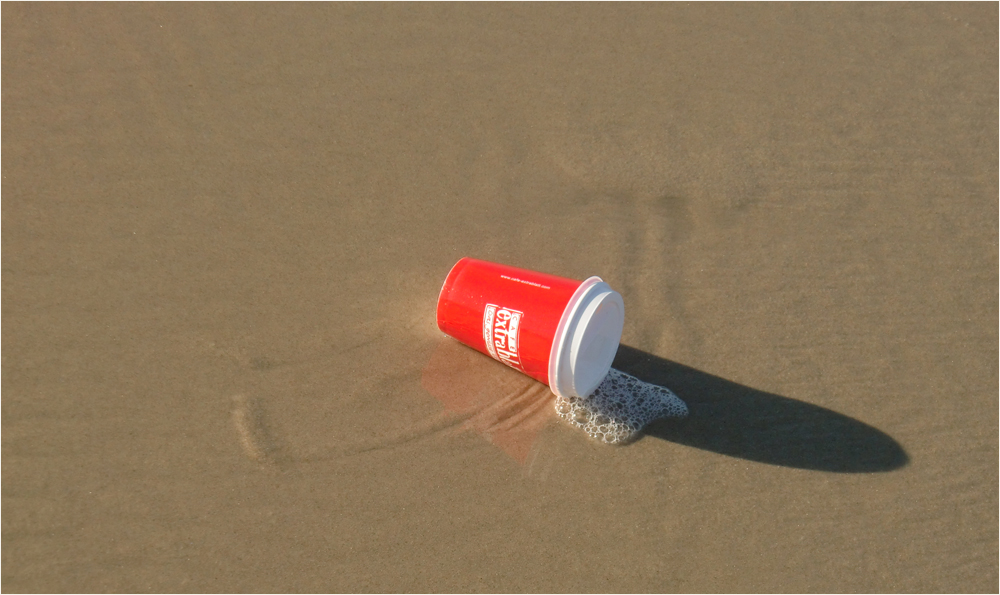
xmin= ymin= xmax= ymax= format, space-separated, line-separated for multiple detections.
xmin=548 ymin=277 xmax=603 ymax=398
xmin=567 ymin=289 xmax=624 ymax=397
xmin=548 ymin=277 xmax=624 ymax=398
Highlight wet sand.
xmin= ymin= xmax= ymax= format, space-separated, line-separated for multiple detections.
xmin=3 ymin=3 xmax=997 ymax=592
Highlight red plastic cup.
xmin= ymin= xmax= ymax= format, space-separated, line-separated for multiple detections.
xmin=436 ymin=258 xmax=625 ymax=398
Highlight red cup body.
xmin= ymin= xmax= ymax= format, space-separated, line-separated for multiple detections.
xmin=436 ymin=258 xmax=582 ymax=386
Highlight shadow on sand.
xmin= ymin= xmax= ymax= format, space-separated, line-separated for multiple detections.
xmin=614 ymin=345 xmax=908 ymax=472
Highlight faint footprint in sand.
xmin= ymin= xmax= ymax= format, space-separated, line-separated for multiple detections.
xmin=230 ymin=396 xmax=482 ymax=467
xmin=231 ymin=394 xmax=286 ymax=468
xmin=203 ymin=335 xmax=470 ymax=468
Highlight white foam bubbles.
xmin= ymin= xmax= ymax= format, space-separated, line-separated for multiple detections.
xmin=554 ymin=368 xmax=688 ymax=444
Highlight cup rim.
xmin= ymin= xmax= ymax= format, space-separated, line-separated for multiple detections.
xmin=548 ymin=276 xmax=623 ymax=398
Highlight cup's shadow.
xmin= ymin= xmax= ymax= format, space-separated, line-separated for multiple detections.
xmin=615 ymin=345 xmax=908 ymax=472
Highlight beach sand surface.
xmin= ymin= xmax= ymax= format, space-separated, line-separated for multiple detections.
xmin=3 ymin=4 xmax=997 ymax=592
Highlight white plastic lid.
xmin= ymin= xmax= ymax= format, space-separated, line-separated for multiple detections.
xmin=547 ymin=276 xmax=625 ymax=399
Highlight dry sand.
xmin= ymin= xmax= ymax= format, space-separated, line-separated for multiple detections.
xmin=3 ymin=3 xmax=997 ymax=592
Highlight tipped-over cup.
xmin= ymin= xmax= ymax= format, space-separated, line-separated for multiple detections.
xmin=436 ymin=258 xmax=624 ymax=399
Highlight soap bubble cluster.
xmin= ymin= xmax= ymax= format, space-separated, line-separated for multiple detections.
xmin=555 ymin=368 xmax=688 ymax=444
